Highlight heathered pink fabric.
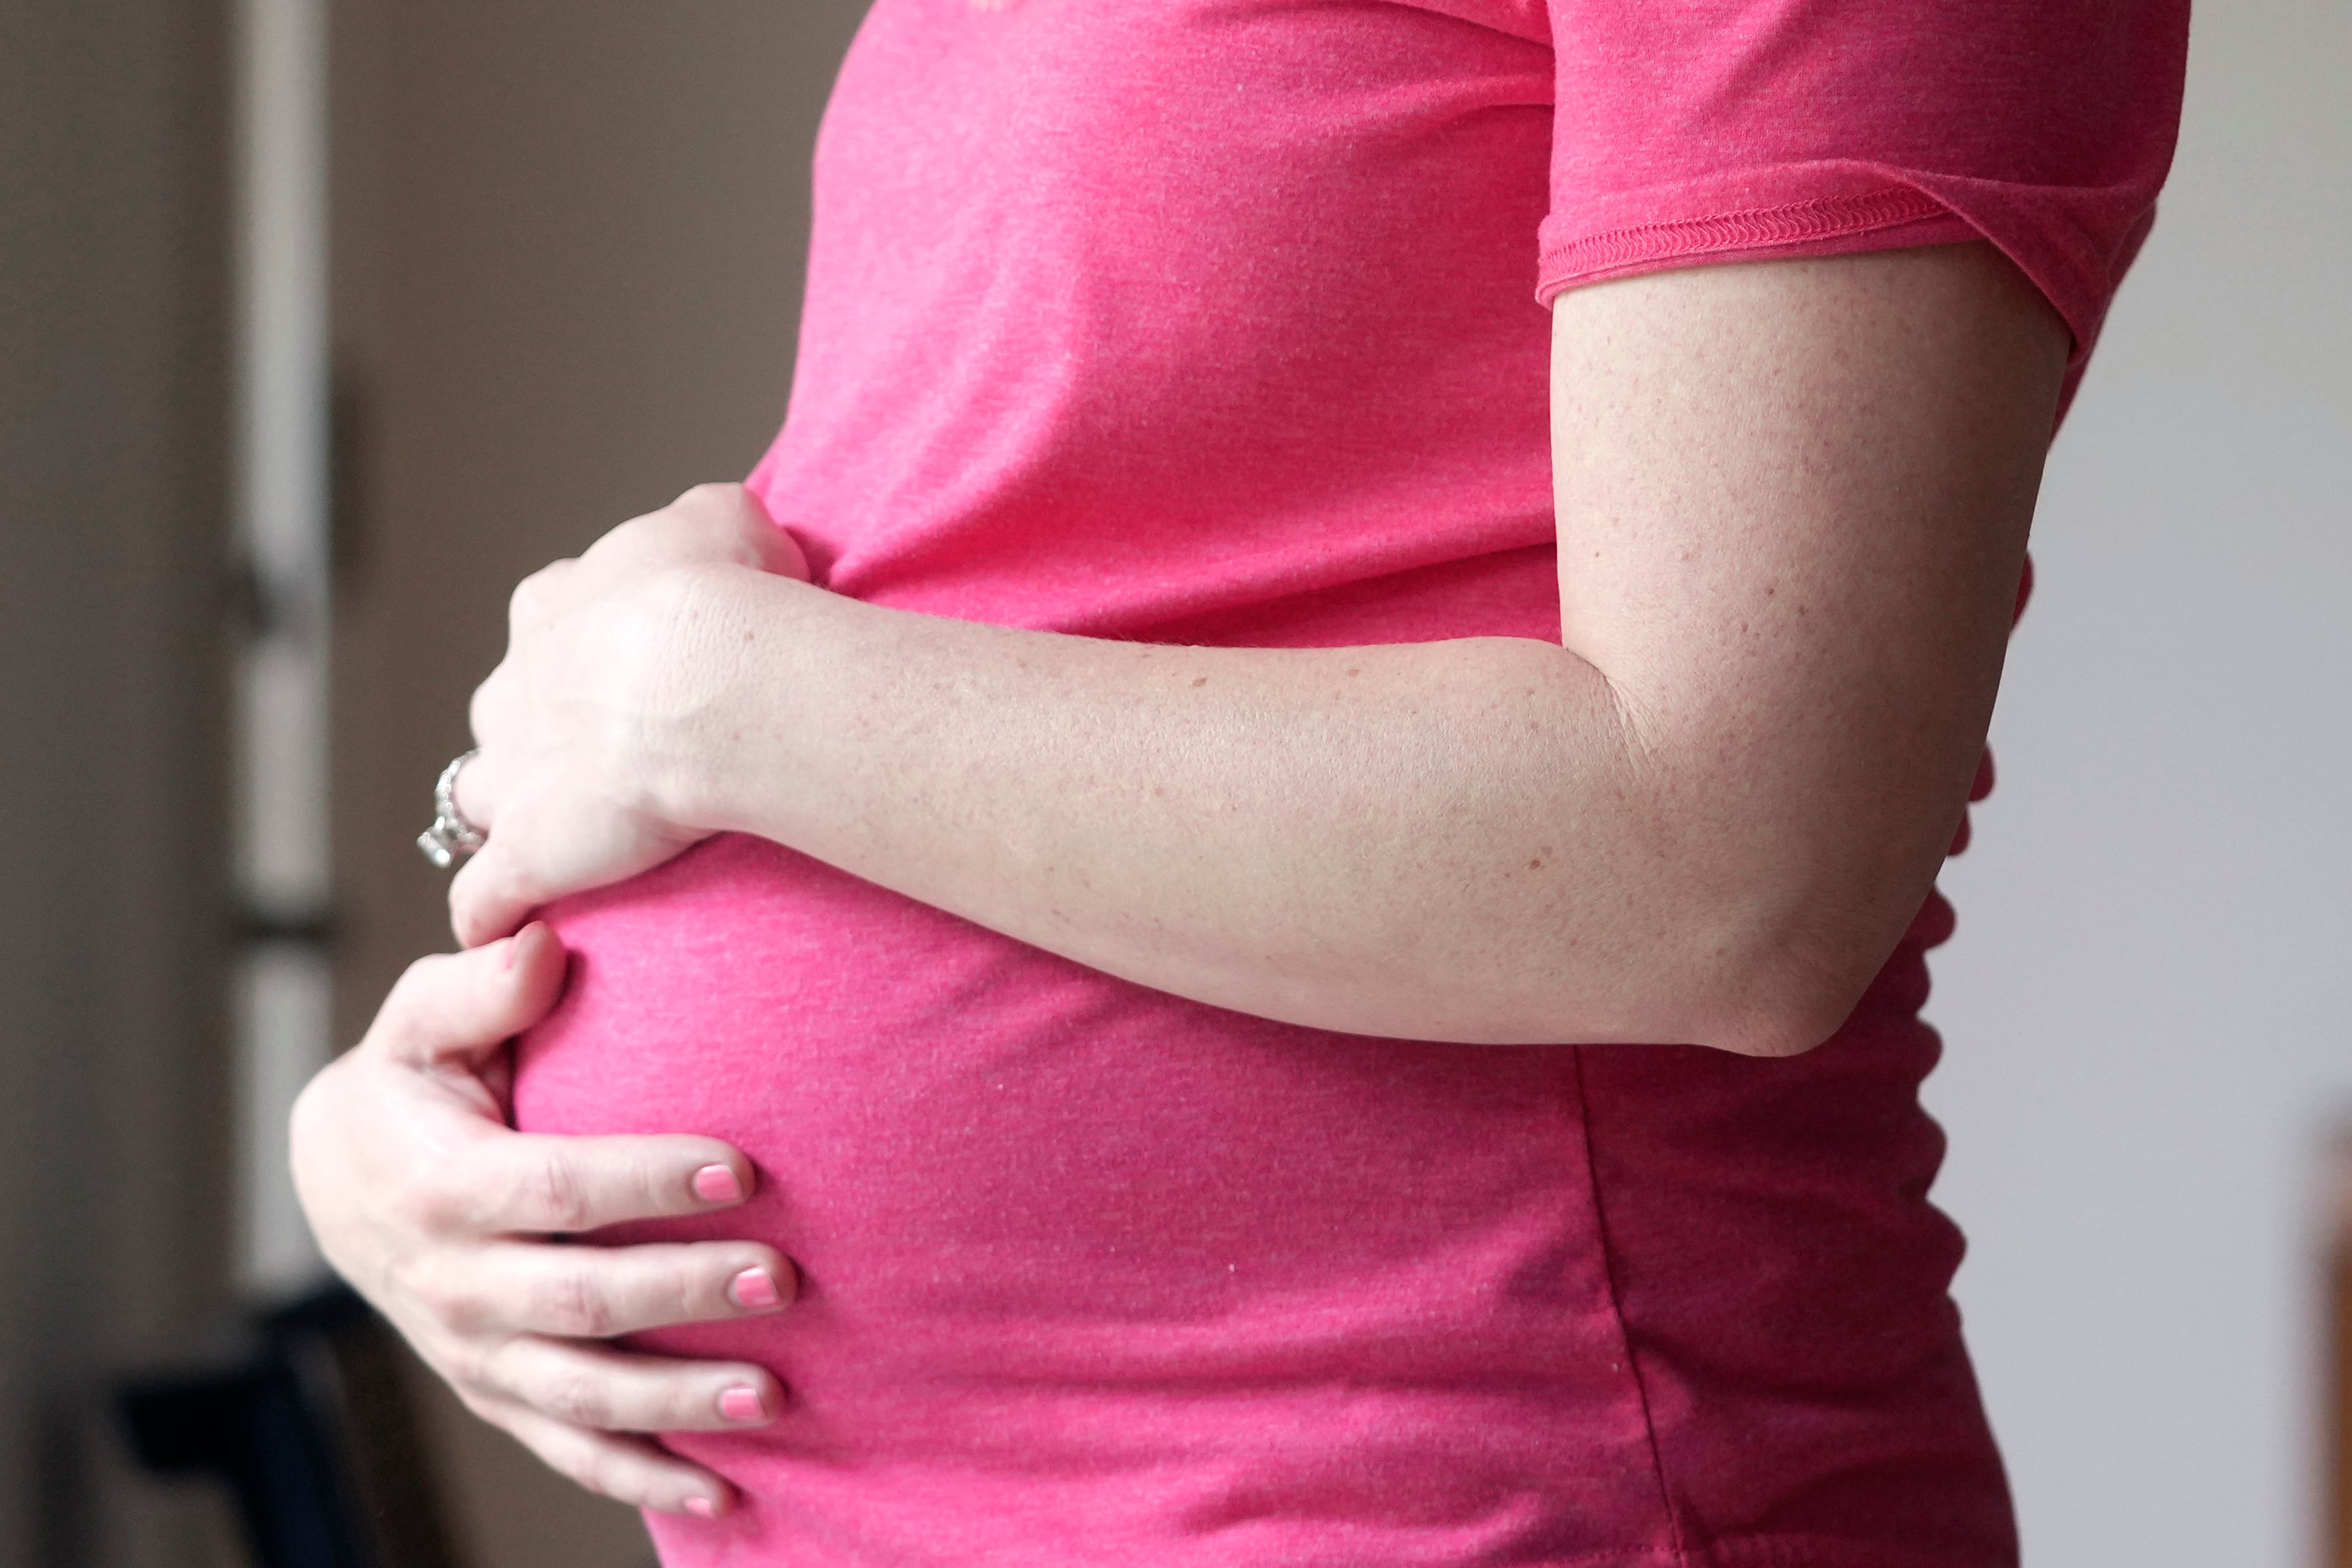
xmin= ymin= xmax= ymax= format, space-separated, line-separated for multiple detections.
xmin=512 ymin=2 xmax=2185 ymax=1563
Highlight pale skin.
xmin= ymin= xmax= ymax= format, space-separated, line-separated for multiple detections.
xmin=291 ymin=242 xmax=2069 ymax=1516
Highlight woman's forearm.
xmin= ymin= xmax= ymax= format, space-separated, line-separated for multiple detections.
xmin=460 ymin=248 xmax=2061 ymax=1052
xmin=667 ymin=577 xmax=1817 ymax=1054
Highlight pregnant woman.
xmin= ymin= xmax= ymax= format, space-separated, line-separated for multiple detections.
xmin=293 ymin=3 xmax=2187 ymax=1565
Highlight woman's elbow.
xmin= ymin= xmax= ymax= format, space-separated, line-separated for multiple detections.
xmin=1488 ymin=922 xmax=1875 ymax=1058
xmin=1676 ymin=908 xmax=1892 ymax=1060
xmin=1691 ymin=977 xmax=1864 ymax=1059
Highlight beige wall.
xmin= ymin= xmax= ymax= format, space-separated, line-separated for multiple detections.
xmin=0 ymin=1 xmax=238 ymax=1565
xmin=330 ymin=3 xmax=871 ymax=1561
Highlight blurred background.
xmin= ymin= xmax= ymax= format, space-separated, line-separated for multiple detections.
xmin=1 ymin=1 xmax=2345 ymax=1566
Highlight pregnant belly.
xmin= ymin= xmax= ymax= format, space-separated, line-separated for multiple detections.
xmin=512 ymin=835 xmax=1674 ymax=1564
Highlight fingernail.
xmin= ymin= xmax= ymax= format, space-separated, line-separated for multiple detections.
xmin=500 ymin=924 xmax=539 ymax=971
xmin=683 ymin=1496 xmax=717 ymax=1519
xmin=692 ymin=1165 xmax=744 ymax=1205
xmin=729 ymin=1267 xmax=781 ymax=1311
xmin=717 ymin=1385 xmax=766 ymax=1425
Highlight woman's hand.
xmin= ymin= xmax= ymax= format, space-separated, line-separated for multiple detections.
xmin=290 ymin=923 xmax=796 ymax=1517
xmin=448 ymin=482 xmax=809 ymax=947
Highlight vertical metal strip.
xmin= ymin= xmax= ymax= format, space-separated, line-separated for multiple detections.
xmin=230 ymin=0 xmax=334 ymax=1296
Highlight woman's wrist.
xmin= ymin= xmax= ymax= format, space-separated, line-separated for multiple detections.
xmin=643 ymin=564 xmax=835 ymax=842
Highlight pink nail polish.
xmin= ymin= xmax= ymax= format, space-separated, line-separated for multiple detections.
xmin=717 ymin=1386 xmax=766 ymax=1425
xmin=692 ymin=1165 xmax=744 ymax=1204
xmin=729 ymin=1267 xmax=781 ymax=1311
xmin=683 ymin=1496 xmax=717 ymax=1519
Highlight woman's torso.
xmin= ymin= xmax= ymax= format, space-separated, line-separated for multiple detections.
xmin=515 ymin=1 xmax=2014 ymax=1561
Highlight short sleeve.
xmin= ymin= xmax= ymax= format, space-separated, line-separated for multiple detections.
xmin=1535 ymin=0 xmax=2189 ymax=406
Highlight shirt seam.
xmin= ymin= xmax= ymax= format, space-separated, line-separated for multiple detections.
xmin=1569 ymin=1044 xmax=1695 ymax=1568
xmin=1539 ymin=184 xmax=1958 ymax=291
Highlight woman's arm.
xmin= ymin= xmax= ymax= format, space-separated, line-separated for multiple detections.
xmin=294 ymin=241 xmax=2064 ymax=1515
xmin=455 ymin=242 xmax=2066 ymax=1055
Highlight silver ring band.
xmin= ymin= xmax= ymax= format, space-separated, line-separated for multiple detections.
xmin=416 ymin=750 xmax=487 ymax=869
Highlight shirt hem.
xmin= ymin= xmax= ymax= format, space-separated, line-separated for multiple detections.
xmin=1535 ymin=186 xmax=1976 ymax=305
xmin=1529 ymin=1536 xmax=2007 ymax=1568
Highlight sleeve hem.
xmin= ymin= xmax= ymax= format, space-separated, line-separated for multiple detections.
xmin=1536 ymin=184 xmax=1969 ymax=305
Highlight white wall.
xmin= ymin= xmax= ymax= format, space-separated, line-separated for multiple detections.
xmin=1923 ymin=3 xmax=2352 ymax=1563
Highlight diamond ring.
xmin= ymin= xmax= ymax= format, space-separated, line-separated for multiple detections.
xmin=416 ymin=750 xmax=487 ymax=869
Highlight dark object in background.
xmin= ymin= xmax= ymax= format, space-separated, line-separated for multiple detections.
xmin=117 ymin=1285 xmax=465 ymax=1568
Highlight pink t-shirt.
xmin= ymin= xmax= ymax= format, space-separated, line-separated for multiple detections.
xmin=514 ymin=2 xmax=2185 ymax=1564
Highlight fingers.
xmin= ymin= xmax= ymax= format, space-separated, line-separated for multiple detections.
xmin=480 ymin=1397 xmax=736 ymax=1517
xmin=508 ymin=559 xmax=578 ymax=636
xmin=454 ymin=691 xmax=514 ymax=832
xmin=762 ymin=518 xmax=811 ymax=583
xmin=699 ymin=486 xmax=808 ymax=581
xmin=588 ymin=482 xmax=809 ymax=581
xmin=374 ymin=925 xmax=568 ymax=1067
xmin=448 ymin=831 xmax=542 ymax=948
xmin=436 ymin=1240 xmax=794 ymax=1340
xmin=472 ymin=1338 xmax=784 ymax=1436
xmin=452 ymin=734 xmax=496 ymax=823
xmin=438 ymin=1126 xmax=759 ymax=1236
